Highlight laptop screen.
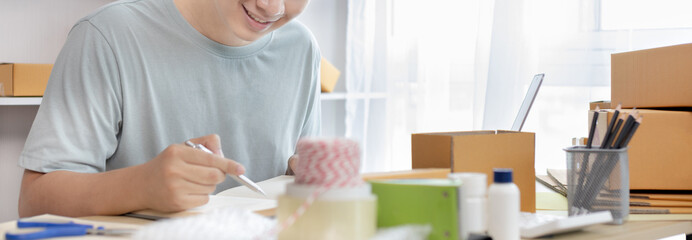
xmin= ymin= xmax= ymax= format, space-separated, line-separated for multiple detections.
xmin=511 ymin=73 xmax=544 ymax=132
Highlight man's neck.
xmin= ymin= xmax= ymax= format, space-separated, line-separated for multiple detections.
xmin=173 ymin=0 xmax=250 ymax=46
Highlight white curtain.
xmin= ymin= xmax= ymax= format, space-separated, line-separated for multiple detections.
xmin=346 ymin=0 xmax=692 ymax=173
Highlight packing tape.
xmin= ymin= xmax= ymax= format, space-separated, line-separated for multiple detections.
xmin=295 ymin=137 xmax=363 ymax=187
xmin=265 ymin=138 xmax=364 ymax=238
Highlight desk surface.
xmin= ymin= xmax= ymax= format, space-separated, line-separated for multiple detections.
xmin=1 ymin=214 xmax=691 ymax=240
xmin=0 ymin=214 xmax=148 ymax=240
xmin=3 ymin=175 xmax=692 ymax=239
xmin=552 ymin=220 xmax=692 ymax=240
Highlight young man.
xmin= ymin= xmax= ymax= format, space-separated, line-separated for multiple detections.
xmin=18 ymin=0 xmax=319 ymax=217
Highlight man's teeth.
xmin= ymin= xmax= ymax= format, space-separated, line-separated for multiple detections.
xmin=248 ymin=12 xmax=267 ymax=23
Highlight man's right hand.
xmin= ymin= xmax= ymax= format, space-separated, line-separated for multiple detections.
xmin=136 ymin=134 xmax=245 ymax=212
xmin=18 ymin=134 xmax=244 ymax=217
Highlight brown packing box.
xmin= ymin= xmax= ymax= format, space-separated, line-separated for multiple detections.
xmin=320 ymin=58 xmax=340 ymax=93
xmin=596 ymin=109 xmax=692 ymax=190
xmin=590 ymin=101 xmax=611 ymax=110
xmin=412 ymin=131 xmax=536 ymax=212
xmin=589 ymin=111 xmax=609 ymax=146
xmin=0 ymin=63 xmax=53 ymax=96
xmin=361 ymin=168 xmax=451 ymax=181
xmin=611 ymin=43 xmax=692 ymax=108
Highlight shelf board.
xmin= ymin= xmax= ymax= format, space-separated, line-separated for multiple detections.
xmin=0 ymin=97 xmax=42 ymax=106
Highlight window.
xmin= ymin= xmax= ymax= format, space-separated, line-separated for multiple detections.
xmin=601 ymin=0 xmax=692 ymax=30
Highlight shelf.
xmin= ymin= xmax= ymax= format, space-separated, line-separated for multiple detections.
xmin=0 ymin=97 xmax=42 ymax=106
xmin=321 ymin=92 xmax=387 ymax=101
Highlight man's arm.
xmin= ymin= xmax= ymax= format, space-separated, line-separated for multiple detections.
xmin=18 ymin=134 xmax=244 ymax=217
xmin=19 ymin=167 xmax=148 ymax=217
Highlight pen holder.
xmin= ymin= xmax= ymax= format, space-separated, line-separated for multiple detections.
xmin=565 ymin=146 xmax=629 ymax=224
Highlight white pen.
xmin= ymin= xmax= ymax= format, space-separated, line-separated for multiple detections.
xmin=184 ymin=141 xmax=267 ymax=196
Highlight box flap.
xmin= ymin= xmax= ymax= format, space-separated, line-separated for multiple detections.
xmin=412 ymin=134 xmax=453 ymax=169
xmin=0 ymin=63 xmax=13 ymax=96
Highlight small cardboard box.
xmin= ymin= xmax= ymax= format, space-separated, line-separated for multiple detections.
xmin=596 ymin=109 xmax=692 ymax=190
xmin=611 ymin=43 xmax=692 ymax=108
xmin=588 ymin=110 xmax=609 ymax=145
xmin=0 ymin=63 xmax=53 ymax=96
xmin=412 ymin=131 xmax=536 ymax=212
xmin=590 ymin=100 xmax=611 ymax=110
xmin=319 ymin=58 xmax=340 ymax=93
xmin=362 ymin=168 xmax=450 ymax=181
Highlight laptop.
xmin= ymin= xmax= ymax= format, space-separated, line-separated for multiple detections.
xmin=510 ymin=73 xmax=544 ymax=132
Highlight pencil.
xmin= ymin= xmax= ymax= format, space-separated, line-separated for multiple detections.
xmin=600 ymin=104 xmax=622 ymax=149
xmin=576 ymin=106 xmax=601 ymax=208
xmin=581 ymin=111 xmax=642 ymax=210
xmin=620 ymin=116 xmax=642 ymax=148
xmin=580 ymin=110 xmax=632 ymax=208
xmin=606 ymin=114 xmax=626 ymax=149
xmin=611 ymin=111 xmax=638 ymax=149
xmin=586 ymin=106 xmax=600 ymax=148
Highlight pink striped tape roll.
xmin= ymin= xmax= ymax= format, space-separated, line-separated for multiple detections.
xmin=263 ymin=138 xmax=364 ymax=239
xmin=295 ymin=138 xmax=363 ymax=188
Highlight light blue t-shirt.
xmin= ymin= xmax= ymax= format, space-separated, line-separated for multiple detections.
xmin=19 ymin=0 xmax=321 ymax=192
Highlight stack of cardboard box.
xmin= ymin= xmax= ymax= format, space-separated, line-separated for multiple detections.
xmin=595 ymin=43 xmax=692 ymax=191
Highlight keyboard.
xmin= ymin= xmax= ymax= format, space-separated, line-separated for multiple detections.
xmin=520 ymin=211 xmax=613 ymax=238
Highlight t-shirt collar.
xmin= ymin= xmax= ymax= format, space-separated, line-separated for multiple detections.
xmin=162 ymin=0 xmax=272 ymax=58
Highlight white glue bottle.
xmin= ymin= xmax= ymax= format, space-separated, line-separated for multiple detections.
xmin=448 ymin=173 xmax=487 ymax=240
xmin=488 ymin=168 xmax=520 ymax=240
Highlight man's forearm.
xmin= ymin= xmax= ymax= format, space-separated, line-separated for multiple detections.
xmin=18 ymin=166 xmax=147 ymax=218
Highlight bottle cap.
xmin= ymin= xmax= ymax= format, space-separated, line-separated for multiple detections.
xmin=493 ymin=168 xmax=513 ymax=183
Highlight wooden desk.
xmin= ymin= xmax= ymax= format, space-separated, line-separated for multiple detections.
xmin=2 ymin=174 xmax=691 ymax=239
xmin=2 ymin=213 xmax=691 ymax=240
xmin=546 ymin=220 xmax=692 ymax=240
xmin=0 ymin=214 xmax=150 ymax=240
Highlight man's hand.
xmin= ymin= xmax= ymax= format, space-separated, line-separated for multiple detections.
xmin=137 ymin=134 xmax=245 ymax=212
xmin=285 ymin=154 xmax=299 ymax=175
xmin=18 ymin=134 xmax=245 ymax=217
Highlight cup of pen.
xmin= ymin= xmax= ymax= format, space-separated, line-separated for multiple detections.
xmin=565 ymin=146 xmax=629 ymax=224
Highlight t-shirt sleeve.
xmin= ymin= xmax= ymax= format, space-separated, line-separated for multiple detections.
xmin=299 ymin=47 xmax=322 ymax=138
xmin=19 ymin=20 xmax=122 ymax=173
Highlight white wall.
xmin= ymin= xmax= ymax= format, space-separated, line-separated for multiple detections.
xmin=0 ymin=0 xmax=347 ymax=222
xmin=298 ymin=0 xmax=348 ymax=137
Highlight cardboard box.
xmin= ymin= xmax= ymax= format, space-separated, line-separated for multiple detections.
xmin=319 ymin=58 xmax=340 ymax=93
xmin=588 ymin=110 xmax=609 ymax=146
xmin=590 ymin=101 xmax=611 ymax=110
xmin=0 ymin=63 xmax=52 ymax=96
xmin=361 ymin=168 xmax=450 ymax=181
xmin=596 ymin=109 xmax=692 ymax=190
xmin=412 ymin=131 xmax=536 ymax=212
xmin=611 ymin=43 xmax=692 ymax=108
